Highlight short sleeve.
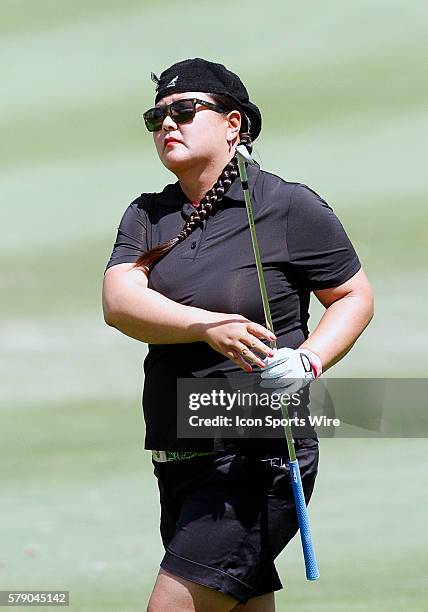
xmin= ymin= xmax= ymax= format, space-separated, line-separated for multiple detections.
xmin=286 ymin=184 xmax=361 ymax=290
xmin=105 ymin=196 xmax=148 ymax=272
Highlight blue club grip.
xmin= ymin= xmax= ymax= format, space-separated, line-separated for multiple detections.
xmin=289 ymin=459 xmax=320 ymax=580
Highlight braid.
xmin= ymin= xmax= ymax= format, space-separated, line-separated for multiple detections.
xmin=133 ymin=132 xmax=253 ymax=270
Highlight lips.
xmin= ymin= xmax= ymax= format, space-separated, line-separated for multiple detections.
xmin=164 ymin=137 xmax=182 ymax=148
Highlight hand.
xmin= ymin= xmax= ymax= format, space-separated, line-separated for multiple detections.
xmin=260 ymin=347 xmax=322 ymax=394
xmin=198 ymin=313 xmax=276 ymax=372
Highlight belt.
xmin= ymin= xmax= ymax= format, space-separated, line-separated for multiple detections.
xmin=152 ymin=450 xmax=216 ymax=463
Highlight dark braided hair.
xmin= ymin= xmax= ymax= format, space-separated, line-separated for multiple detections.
xmin=133 ymin=95 xmax=253 ymax=270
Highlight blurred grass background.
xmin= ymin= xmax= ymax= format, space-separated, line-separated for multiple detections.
xmin=1 ymin=1 xmax=427 ymax=610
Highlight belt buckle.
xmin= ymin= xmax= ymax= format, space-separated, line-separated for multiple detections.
xmin=152 ymin=450 xmax=199 ymax=462
xmin=152 ymin=450 xmax=168 ymax=462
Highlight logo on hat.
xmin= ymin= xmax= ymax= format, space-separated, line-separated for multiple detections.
xmin=166 ymin=76 xmax=179 ymax=88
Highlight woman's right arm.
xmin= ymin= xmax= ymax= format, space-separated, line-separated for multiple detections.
xmin=102 ymin=263 xmax=275 ymax=371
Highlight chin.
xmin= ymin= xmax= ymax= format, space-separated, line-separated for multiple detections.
xmin=162 ymin=150 xmax=197 ymax=172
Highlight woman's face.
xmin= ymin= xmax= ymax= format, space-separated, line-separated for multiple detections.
xmin=151 ymin=91 xmax=240 ymax=174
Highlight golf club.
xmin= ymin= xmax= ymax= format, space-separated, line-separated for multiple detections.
xmin=236 ymin=144 xmax=320 ymax=581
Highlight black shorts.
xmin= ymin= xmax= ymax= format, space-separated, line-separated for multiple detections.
xmin=153 ymin=438 xmax=319 ymax=604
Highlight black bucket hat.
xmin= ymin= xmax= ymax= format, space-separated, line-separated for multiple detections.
xmin=151 ymin=58 xmax=262 ymax=140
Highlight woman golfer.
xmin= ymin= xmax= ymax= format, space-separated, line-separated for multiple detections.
xmin=103 ymin=58 xmax=373 ymax=612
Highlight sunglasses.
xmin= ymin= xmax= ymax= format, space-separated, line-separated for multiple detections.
xmin=143 ymin=98 xmax=228 ymax=132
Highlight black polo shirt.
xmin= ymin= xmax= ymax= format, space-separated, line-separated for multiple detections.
xmin=105 ymin=163 xmax=360 ymax=451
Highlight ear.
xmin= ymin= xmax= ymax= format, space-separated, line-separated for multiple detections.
xmin=225 ymin=110 xmax=241 ymax=144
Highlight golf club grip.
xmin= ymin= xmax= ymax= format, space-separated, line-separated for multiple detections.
xmin=289 ymin=459 xmax=320 ymax=580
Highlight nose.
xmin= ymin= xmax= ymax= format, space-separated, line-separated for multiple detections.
xmin=162 ymin=113 xmax=178 ymax=131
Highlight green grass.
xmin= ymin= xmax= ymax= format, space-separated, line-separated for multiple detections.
xmin=0 ymin=1 xmax=152 ymax=35
xmin=1 ymin=400 xmax=159 ymax=611
xmin=1 ymin=1 xmax=427 ymax=609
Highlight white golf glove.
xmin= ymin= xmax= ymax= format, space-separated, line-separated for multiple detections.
xmin=260 ymin=347 xmax=322 ymax=394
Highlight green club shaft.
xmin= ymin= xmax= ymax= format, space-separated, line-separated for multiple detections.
xmin=237 ymin=155 xmax=296 ymax=461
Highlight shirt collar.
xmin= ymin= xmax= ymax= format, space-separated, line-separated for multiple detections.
xmin=155 ymin=161 xmax=260 ymax=208
xmin=224 ymin=161 xmax=260 ymax=202
xmin=155 ymin=182 xmax=187 ymax=208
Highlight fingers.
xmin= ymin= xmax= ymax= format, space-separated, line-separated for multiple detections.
xmin=261 ymin=361 xmax=292 ymax=378
xmin=235 ymin=341 xmax=271 ymax=369
xmin=228 ymin=321 xmax=276 ymax=372
xmin=246 ymin=323 xmax=277 ymax=344
xmin=242 ymin=335 xmax=275 ymax=361
xmin=207 ymin=315 xmax=278 ymax=373
xmin=226 ymin=339 xmax=275 ymax=372
xmin=225 ymin=349 xmax=253 ymax=373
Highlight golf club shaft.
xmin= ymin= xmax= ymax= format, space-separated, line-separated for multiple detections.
xmin=237 ymin=158 xmax=276 ymax=346
xmin=237 ymin=155 xmax=296 ymax=460
xmin=237 ymin=151 xmax=319 ymax=580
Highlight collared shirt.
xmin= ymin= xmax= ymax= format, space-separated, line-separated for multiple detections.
xmin=105 ymin=163 xmax=360 ymax=451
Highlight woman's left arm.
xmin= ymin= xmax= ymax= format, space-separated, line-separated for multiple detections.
xmin=300 ymin=268 xmax=374 ymax=371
